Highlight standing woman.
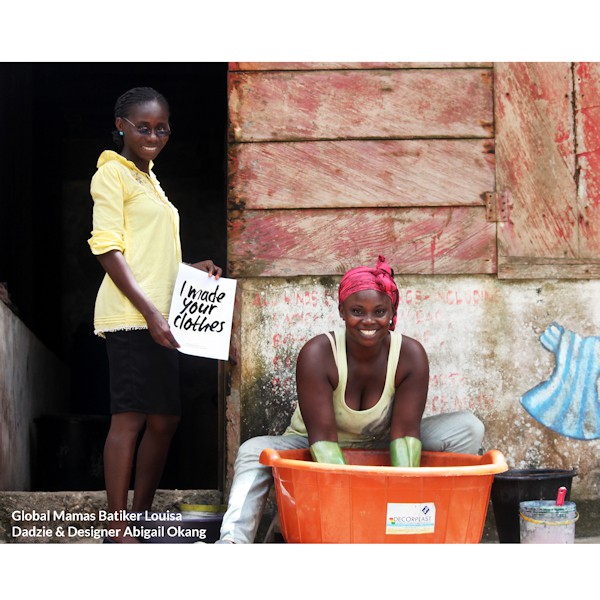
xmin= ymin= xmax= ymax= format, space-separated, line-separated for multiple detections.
xmin=88 ymin=87 xmax=221 ymax=543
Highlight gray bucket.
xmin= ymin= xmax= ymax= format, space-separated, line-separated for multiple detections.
xmin=519 ymin=500 xmax=578 ymax=544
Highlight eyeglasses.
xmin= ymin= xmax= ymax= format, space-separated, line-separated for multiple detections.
xmin=122 ymin=117 xmax=171 ymax=138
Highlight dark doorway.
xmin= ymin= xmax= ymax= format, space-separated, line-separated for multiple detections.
xmin=0 ymin=63 xmax=228 ymax=490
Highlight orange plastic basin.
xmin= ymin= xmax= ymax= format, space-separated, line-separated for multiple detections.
xmin=260 ymin=448 xmax=508 ymax=543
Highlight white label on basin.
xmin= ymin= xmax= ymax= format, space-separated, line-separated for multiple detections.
xmin=386 ymin=502 xmax=436 ymax=535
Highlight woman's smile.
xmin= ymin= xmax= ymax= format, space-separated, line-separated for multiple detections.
xmin=359 ymin=329 xmax=378 ymax=337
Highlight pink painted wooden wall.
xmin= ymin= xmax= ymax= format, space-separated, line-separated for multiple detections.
xmin=495 ymin=62 xmax=600 ymax=278
xmin=228 ymin=63 xmax=497 ymax=277
xmin=228 ymin=62 xmax=600 ymax=279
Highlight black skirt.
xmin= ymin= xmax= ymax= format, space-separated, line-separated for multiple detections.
xmin=105 ymin=329 xmax=181 ymax=416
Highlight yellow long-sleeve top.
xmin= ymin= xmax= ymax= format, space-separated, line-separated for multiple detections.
xmin=88 ymin=150 xmax=182 ymax=336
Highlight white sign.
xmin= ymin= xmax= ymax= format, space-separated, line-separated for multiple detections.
xmin=385 ymin=502 xmax=436 ymax=535
xmin=168 ymin=263 xmax=237 ymax=360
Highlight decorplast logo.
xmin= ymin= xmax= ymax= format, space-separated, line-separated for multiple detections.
xmin=386 ymin=502 xmax=436 ymax=535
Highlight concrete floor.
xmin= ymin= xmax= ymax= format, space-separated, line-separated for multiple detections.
xmin=575 ymin=535 xmax=600 ymax=543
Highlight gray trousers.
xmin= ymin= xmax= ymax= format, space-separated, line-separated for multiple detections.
xmin=219 ymin=410 xmax=485 ymax=543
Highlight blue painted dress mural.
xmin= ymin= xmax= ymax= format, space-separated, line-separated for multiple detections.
xmin=520 ymin=322 xmax=600 ymax=440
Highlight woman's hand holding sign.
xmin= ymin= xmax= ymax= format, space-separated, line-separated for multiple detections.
xmin=190 ymin=260 xmax=222 ymax=280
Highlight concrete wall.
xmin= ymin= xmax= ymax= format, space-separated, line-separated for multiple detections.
xmin=0 ymin=301 xmax=69 ymax=490
xmin=225 ymin=275 xmax=600 ymax=503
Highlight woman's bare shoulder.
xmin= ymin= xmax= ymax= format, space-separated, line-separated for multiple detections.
xmin=298 ymin=332 xmax=335 ymax=363
xmin=396 ymin=333 xmax=429 ymax=383
xmin=399 ymin=333 xmax=427 ymax=358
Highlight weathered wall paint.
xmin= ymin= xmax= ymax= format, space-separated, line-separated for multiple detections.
xmin=495 ymin=62 xmax=577 ymax=265
xmin=229 ymin=139 xmax=495 ymax=210
xmin=225 ymin=276 xmax=600 ymax=501
xmin=496 ymin=62 xmax=600 ymax=278
xmin=228 ymin=65 xmax=496 ymax=279
xmin=228 ymin=207 xmax=497 ymax=277
xmin=575 ymin=62 xmax=600 ymax=258
xmin=229 ymin=69 xmax=493 ymax=142
xmin=230 ymin=63 xmax=493 ymax=71
xmin=0 ymin=301 xmax=69 ymax=490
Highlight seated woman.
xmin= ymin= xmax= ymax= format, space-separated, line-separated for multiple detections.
xmin=217 ymin=255 xmax=484 ymax=543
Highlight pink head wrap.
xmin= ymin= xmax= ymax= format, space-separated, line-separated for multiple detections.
xmin=338 ymin=255 xmax=399 ymax=330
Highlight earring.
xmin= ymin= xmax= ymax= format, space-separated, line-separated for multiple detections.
xmin=119 ymin=131 xmax=124 ymax=137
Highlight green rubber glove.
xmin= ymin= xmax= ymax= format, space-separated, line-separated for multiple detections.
xmin=390 ymin=436 xmax=422 ymax=467
xmin=310 ymin=441 xmax=347 ymax=465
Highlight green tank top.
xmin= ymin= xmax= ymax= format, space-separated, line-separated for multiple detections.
xmin=283 ymin=328 xmax=403 ymax=446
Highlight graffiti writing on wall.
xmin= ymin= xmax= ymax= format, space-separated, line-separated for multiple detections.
xmin=520 ymin=322 xmax=600 ymax=440
xmin=242 ymin=280 xmax=499 ymax=439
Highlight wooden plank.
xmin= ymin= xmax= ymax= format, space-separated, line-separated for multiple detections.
xmin=574 ymin=62 xmax=600 ymax=258
xmin=229 ymin=69 xmax=493 ymax=142
xmin=229 ymin=62 xmax=493 ymax=71
xmin=227 ymin=207 xmax=496 ymax=277
xmin=498 ymin=256 xmax=600 ymax=279
xmin=494 ymin=63 xmax=578 ymax=268
xmin=229 ymin=139 xmax=495 ymax=209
